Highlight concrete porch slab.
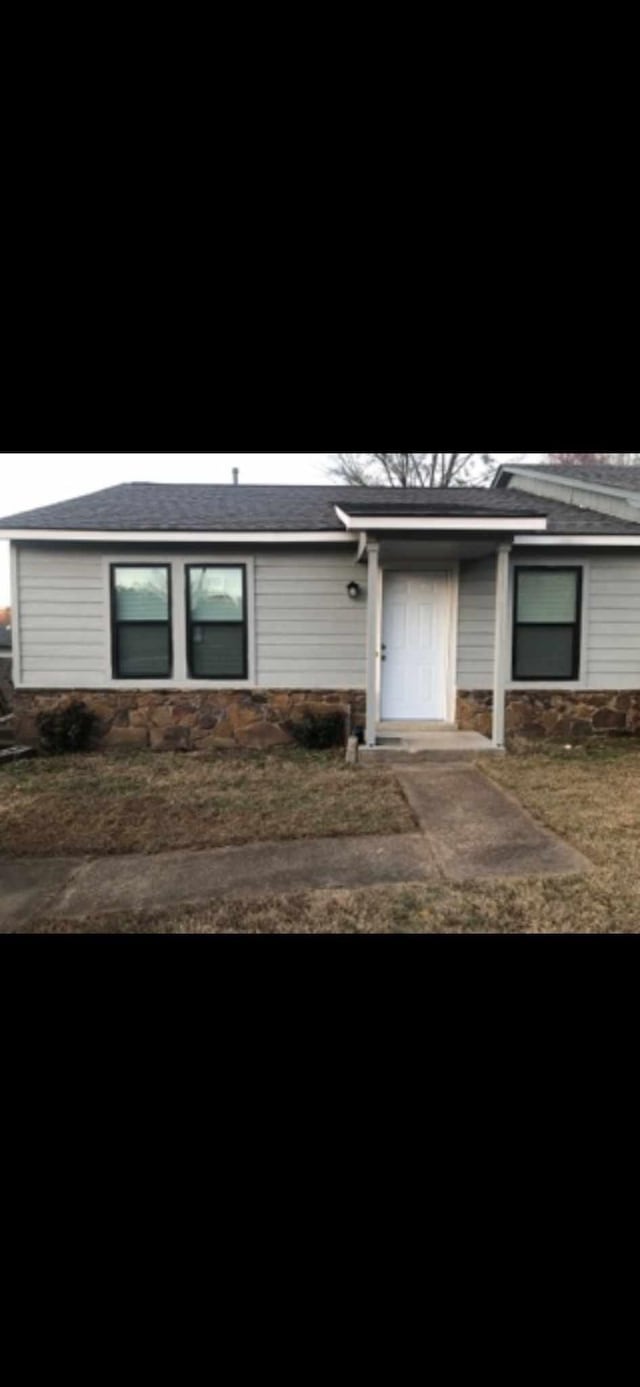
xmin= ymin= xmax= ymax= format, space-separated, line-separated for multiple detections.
xmin=360 ymin=731 xmax=500 ymax=764
xmin=376 ymin=721 xmax=457 ymax=734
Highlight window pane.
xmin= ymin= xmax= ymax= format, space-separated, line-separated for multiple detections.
xmin=514 ymin=626 xmax=575 ymax=680
xmin=191 ymin=624 xmax=245 ymax=678
xmin=117 ymin=625 xmax=171 ymax=678
xmin=115 ymin=567 xmax=169 ymax=622
xmin=517 ymin=570 xmax=577 ymax=624
xmin=189 ymin=567 xmax=244 ymax=622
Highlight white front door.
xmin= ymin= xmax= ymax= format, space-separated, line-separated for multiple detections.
xmin=381 ymin=572 xmax=450 ymax=721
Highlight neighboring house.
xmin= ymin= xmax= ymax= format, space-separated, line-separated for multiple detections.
xmin=2 ymin=467 xmax=640 ymax=748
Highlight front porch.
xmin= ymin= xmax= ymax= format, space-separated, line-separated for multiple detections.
xmin=359 ymin=723 xmax=499 ymax=764
xmin=358 ymin=534 xmax=516 ymax=751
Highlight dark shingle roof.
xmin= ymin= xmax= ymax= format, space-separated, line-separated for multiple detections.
xmin=336 ymin=487 xmax=640 ymax=530
xmin=0 ymin=481 xmax=639 ymax=536
xmin=503 ymin=461 xmax=640 ymax=494
xmin=0 ymin=483 xmax=548 ymax=532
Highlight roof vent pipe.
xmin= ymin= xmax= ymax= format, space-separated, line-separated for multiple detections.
xmin=232 ymin=468 xmax=239 ymax=486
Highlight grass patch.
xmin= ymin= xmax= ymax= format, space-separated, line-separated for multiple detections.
xmin=0 ymin=748 xmax=414 ymax=858
xmin=20 ymin=741 xmax=640 ymax=932
xmin=9 ymin=741 xmax=640 ymax=932
xmin=28 ymin=874 xmax=634 ymax=934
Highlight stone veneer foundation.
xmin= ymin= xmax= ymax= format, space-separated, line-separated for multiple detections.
xmin=15 ymin=686 xmax=639 ymax=749
xmin=457 ymin=689 xmax=640 ymax=741
xmin=12 ymin=689 xmax=367 ymax=751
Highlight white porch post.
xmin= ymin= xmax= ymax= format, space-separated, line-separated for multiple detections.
xmin=492 ymin=543 xmax=511 ymax=749
xmin=366 ymin=541 xmax=380 ymax=746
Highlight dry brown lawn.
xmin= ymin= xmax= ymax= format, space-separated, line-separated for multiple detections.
xmin=0 ymin=747 xmax=414 ymax=858
xmin=23 ymin=740 xmax=640 ymax=933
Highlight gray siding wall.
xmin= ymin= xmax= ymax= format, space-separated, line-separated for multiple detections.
xmin=507 ymin=552 xmax=640 ymax=690
xmin=457 ymin=556 xmax=496 ymax=687
xmin=16 ymin=545 xmax=107 ymax=686
xmin=255 ymin=550 xmax=367 ymax=687
xmin=457 ymin=551 xmax=640 ymax=691
xmin=16 ymin=541 xmax=640 ymax=695
xmin=15 ymin=543 xmax=367 ymax=689
xmin=586 ymin=554 xmax=640 ymax=688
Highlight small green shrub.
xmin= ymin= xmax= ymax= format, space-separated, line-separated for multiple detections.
xmin=37 ymin=700 xmax=98 ymax=755
xmin=289 ymin=709 xmax=346 ymax=750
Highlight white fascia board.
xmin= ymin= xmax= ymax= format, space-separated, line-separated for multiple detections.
xmin=0 ymin=528 xmax=355 ymax=544
xmin=515 ymin=533 xmax=640 ymax=547
xmin=501 ymin=466 xmax=640 ymax=508
xmin=334 ymin=506 xmax=547 ymax=533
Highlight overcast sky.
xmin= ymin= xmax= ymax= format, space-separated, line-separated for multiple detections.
xmin=0 ymin=452 xmax=528 ymax=607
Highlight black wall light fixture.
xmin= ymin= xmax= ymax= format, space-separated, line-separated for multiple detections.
xmin=347 ymin=581 xmax=361 ymax=600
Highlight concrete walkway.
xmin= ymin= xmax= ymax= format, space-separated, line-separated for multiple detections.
xmin=0 ymin=765 xmax=590 ymax=930
xmin=395 ymin=765 xmax=589 ymax=881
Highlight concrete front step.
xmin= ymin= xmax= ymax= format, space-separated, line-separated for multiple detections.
xmin=360 ymin=731 xmax=501 ymax=765
xmin=361 ymin=749 xmax=503 ymax=765
xmin=376 ymin=721 xmax=458 ymax=734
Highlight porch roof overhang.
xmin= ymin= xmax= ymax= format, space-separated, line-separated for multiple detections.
xmin=334 ymin=504 xmax=548 ymax=535
xmin=357 ymin=536 xmax=514 ymax=563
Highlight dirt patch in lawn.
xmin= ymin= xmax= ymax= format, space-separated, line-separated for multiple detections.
xmin=0 ymin=748 xmax=415 ymax=858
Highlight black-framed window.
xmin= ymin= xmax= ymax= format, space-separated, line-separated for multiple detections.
xmin=111 ymin=565 xmax=172 ymax=679
xmin=513 ymin=567 xmax=582 ymax=682
xmin=186 ymin=565 xmax=248 ymax=680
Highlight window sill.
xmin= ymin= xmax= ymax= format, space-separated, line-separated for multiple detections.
xmin=507 ymin=681 xmax=584 ymax=692
xmin=106 ymin=679 xmax=256 ymax=691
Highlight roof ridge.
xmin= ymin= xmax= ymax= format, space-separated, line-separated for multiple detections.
xmin=120 ymin=481 xmax=498 ymax=490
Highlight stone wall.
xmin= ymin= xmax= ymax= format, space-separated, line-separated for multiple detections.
xmin=457 ymin=689 xmax=640 ymax=741
xmin=12 ymin=688 xmax=367 ymax=752
xmin=0 ymin=659 xmax=13 ymax=714
xmin=457 ymin=691 xmax=493 ymax=738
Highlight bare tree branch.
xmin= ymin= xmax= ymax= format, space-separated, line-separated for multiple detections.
xmin=329 ymin=452 xmax=494 ymax=488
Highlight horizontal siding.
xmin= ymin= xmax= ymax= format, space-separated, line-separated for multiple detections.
xmin=19 ymin=621 xmax=104 ymax=636
xmin=20 ymin=542 xmax=640 ymax=697
xmin=255 ymin=550 xmax=367 ymax=687
xmin=457 ymin=557 xmax=496 ymax=687
xmin=586 ymin=556 xmax=640 ymax=687
xmin=503 ymin=554 xmax=640 ymax=690
xmin=458 ymin=553 xmax=640 ymax=693
xmin=17 ymin=545 xmax=108 ymax=686
xmin=16 ymin=542 xmax=368 ymax=691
